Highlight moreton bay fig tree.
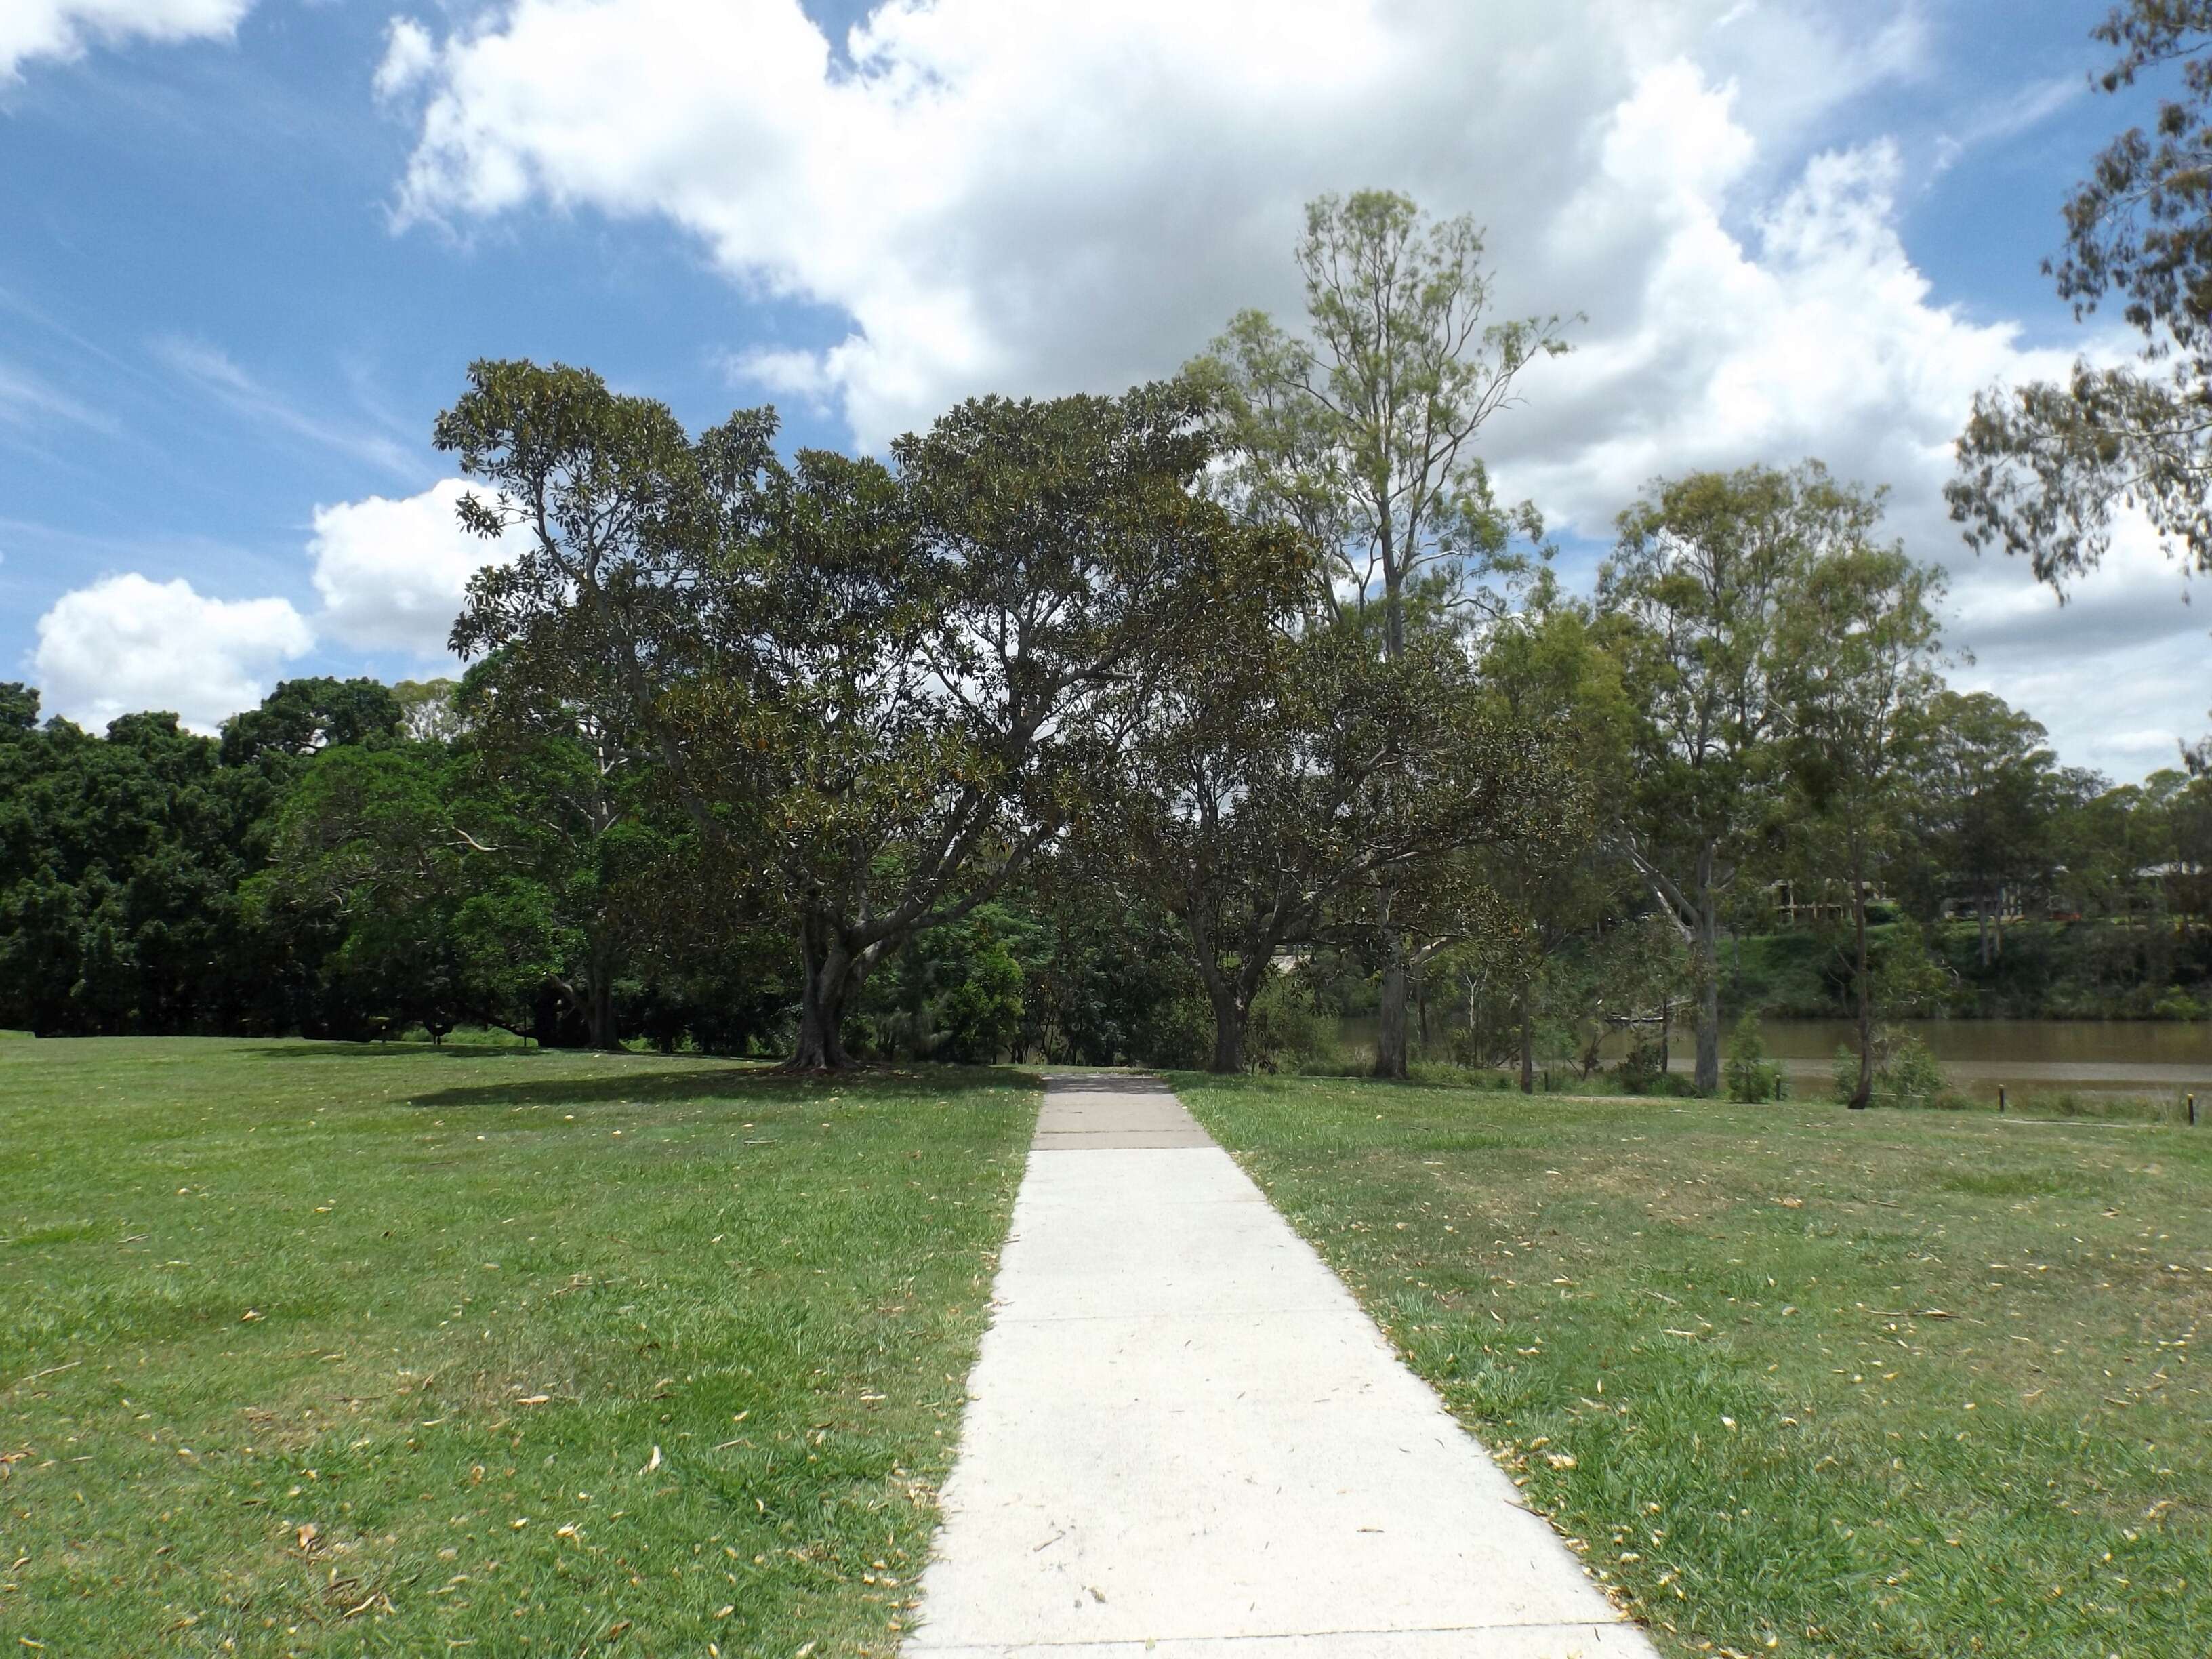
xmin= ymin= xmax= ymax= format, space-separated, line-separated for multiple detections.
xmin=439 ymin=359 xmax=1280 ymax=1068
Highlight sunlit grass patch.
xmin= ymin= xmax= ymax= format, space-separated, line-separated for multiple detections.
xmin=0 ymin=1037 xmax=1036 ymax=1656
xmin=1176 ymin=1073 xmax=2212 ymax=1659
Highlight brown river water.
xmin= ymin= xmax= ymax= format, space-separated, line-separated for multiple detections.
xmin=1721 ymin=1018 xmax=2212 ymax=1103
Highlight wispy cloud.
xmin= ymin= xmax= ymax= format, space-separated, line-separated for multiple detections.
xmin=1933 ymin=75 xmax=2083 ymax=173
xmin=151 ymin=335 xmax=426 ymax=481
xmin=0 ymin=359 xmax=115 ymax=434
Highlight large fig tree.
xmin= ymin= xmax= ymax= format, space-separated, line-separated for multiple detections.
xmin=440 ymin=360 xmax=1273 ymax=1067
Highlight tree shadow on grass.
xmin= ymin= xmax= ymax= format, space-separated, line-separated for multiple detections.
xmin=240 ymin=1042 xmax=577 ymax=1062
xmin=403 ymin=1064 xmax=1040 ymax=1113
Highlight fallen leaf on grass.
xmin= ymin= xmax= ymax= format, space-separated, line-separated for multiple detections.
xmin=640 ymin=1445 xmax=662 ymax=1475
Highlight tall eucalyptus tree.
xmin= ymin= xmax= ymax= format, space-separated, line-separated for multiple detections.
xmin=1191 ymin=190 xmax=1570 ymax=1076
xmin=1775 ymin=546 xmax=1946 ymax=1109
xmin=1600 ymin=462 xmax=1882 ymax=1092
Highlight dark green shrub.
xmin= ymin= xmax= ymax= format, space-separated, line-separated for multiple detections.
xmin=1614 ymin=1035 xmax=1669 ymax=1095
xmin=1880 ymin=1033 xmax=1952 ymax=1108
xmin=1134 ymin=994 xmax=1212 ymax=1069
xmin=2152 ymin=985 xmax=2209 ymax=1021
xmin=937 ymin=939 xmax=1025 ymax=1063
xmin=1247 ymin=977 xmax=1334 ymax=1071
xmin=1724 ymin=1015 xmax=1782 ymax=1103
xmin=1835 ymin=1029 xmax=1963 ymax=1109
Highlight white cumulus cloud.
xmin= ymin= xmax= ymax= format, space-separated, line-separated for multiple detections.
xmin=308 ymin=478 xmax=522 ymax=657
xmin=377 ymin=0 xmax=2204 ymax=777
xmin=33 ymin=573 xmax=311 ymax=735
xmin=0 ymin=0 xmax=251 ymax=80
xmin=381 ymin=0 xmax=1929 ymax=449
xmin=24 ymin=483 xmax=518 ymax=736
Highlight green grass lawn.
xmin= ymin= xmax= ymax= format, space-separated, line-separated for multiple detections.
xmin=1176 ymin=1075 xmax=2211 ymax=1659
xmin=1 ymin=1038 xmax=1037 ymax=1657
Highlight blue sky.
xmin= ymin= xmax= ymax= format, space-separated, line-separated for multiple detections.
xmin=1 ymin=0 xmax=2203 ymax=778
xmin=1 ymin=2 xmax=854 ymax=663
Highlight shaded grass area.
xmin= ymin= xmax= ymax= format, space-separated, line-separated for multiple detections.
xmin=1 ymin=1038 xmax=1037 ymax=1656
xmin=1176 ymin=1073 xmax=2211 ymax=1659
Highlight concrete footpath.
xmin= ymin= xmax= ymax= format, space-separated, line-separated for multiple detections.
xmin=903 ymin=1076 xmax=1658 ymax=1659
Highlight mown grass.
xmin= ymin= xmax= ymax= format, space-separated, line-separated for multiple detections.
xmin=1175 ymin=1073 xmax=2211 ymax=1659
xmin=1 ymin=1038 xmax=1037 ymax=1657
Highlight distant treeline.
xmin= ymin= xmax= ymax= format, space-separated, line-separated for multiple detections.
xmin=2 ymin=649 xmax=2204 ymax=1069
xmin=0 ymin=675 xmax=1204 ymax=1060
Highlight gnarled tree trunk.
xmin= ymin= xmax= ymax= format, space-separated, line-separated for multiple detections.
xmin=585 ymin=936 xmax=619 ymax=1051
xmin=1374 ymin=956 xmax=1410 ymax=1079
xmin=1633 ymin=838 xmax=1723 ymax=1095
xmin=1183 ymin=907 xmax=1271 ymax=1076
xmin=791 ymin=912 xmax=858 ymax=1070
xmin=1209 ymin=989 xmax=1248 ymax=1074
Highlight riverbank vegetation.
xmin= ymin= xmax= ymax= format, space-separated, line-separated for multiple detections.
xmin=1180 ymin=1071 xmax=2212 ymax=1658
xmin=0 ymin=1036 xmax=1034 ymax=1655
xmin=1723 ymin=916 xmax=2212 ymax=1025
